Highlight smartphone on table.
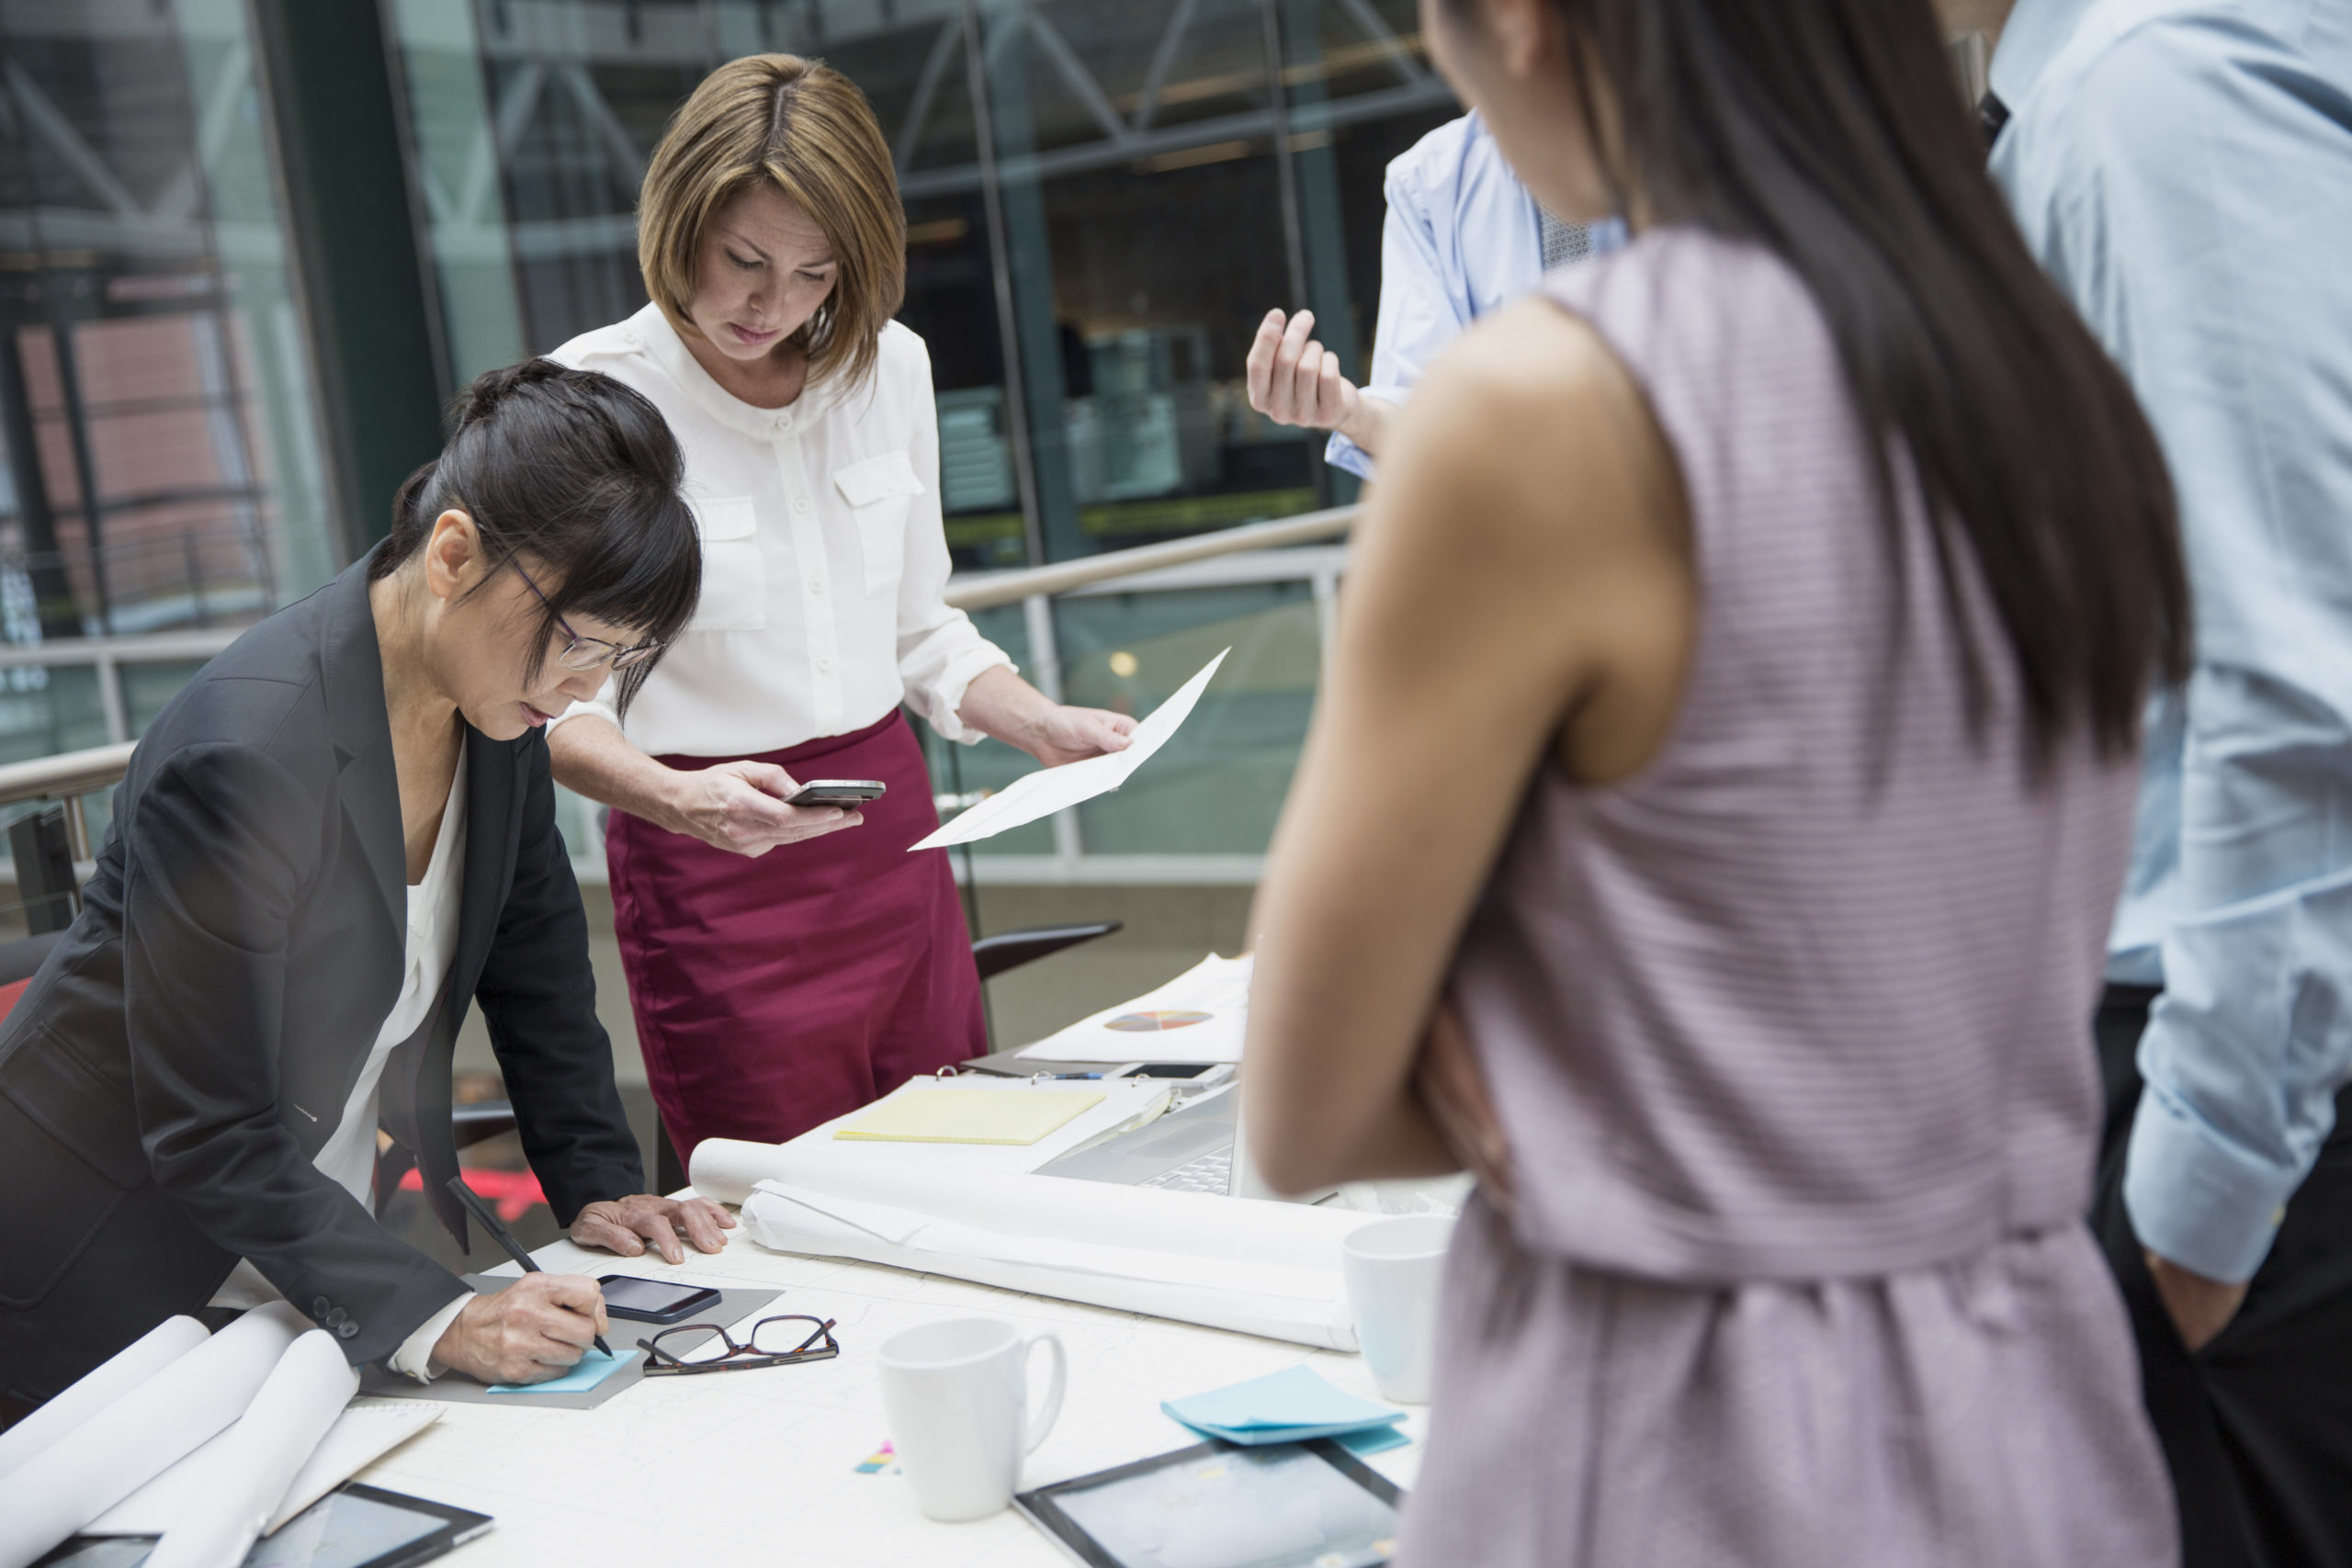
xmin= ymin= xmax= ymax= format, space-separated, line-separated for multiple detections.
xmin=786 ymin=779 xmax=886 ymax=809
xmin=597 ymin=1274 xmax=726 ymax=1325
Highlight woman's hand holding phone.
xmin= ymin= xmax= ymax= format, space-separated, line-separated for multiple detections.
xmin=659 ymin=760 xmax=864 ymax=857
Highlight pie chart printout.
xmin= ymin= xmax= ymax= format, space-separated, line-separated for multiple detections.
xmin=1105 ymin=1010 xmax=1216 ymax=1033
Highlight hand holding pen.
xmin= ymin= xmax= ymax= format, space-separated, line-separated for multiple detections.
xmin=429 ymin=1176 xmax=613 ymax=1385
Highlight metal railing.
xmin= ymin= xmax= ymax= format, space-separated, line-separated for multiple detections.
xmin=0 ymin=505 xmax=1360 ymax=813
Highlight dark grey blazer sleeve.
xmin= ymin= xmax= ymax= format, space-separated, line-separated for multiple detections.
xmin=119 ymin=741 xmax=466 ymax=1362
xmin=475 ymin=735 xmax=644 ymax=1224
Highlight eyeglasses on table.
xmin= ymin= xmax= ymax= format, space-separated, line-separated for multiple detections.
xmin=638 ymin=1314 xmax=840 ymax=1376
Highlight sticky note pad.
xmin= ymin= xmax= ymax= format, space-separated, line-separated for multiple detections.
xmin=1162 ymin=1365 xmax=1407 ymax=1448
xmin=833 ymin=1086 xmax=1103 ymax=1146
xmin=486 ymin=1347 xmax=632 ymax=1394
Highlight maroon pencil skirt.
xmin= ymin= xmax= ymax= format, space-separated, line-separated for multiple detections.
xmin=605 ymin=711 xmax=988 ymax=1164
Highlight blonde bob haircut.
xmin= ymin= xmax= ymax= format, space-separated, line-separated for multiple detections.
xmin=639 ymin=54 xmax=906 ymax=393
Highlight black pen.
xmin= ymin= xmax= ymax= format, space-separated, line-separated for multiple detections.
xmin=444 ymin=1174 xmax=614 ymax=1358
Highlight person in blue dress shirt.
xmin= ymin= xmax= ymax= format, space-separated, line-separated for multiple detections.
xmin=1242 ymin=112 xmax=1624 ymax=477
xmin=1967 ymin=0 xmax=2352 ymax=1561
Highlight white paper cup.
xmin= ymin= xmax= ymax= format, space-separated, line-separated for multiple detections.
xmin=877 ymin=1317 xmax=1067 ymax=1522
xmin=1341 ymin=1214 xmax=1455 ymax=1404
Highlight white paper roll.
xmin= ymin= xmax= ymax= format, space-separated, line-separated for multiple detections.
xmin=145 ymin=1329 xmax=359 ymax=1568
xmin=0 ymin=1315 xmax=209 ymax=1484
xmin=0 ymin=1302 xmax=306 ymax=1568
xmin=699 ymin=1140 xmax=1374 ymax=1348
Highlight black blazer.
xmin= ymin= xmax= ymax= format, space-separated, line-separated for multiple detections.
xmin=0 ymin=557 xmax=642 ymax=1402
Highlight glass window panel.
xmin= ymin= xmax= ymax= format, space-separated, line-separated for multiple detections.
xmin=1056 ymin=581 xmax=1318 ymax=854
xmin=121 ymin=657 xmax=212 ymax=735
xmin=0 ymin=0 xmax=337 ymax=651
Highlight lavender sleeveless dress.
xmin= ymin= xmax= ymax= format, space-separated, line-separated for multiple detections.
xmin=1399 ymin=231 xmax=2176 ymax=1565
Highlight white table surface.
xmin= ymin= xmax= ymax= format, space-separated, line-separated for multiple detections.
xmin=352 ymin=1214 xmax=1425 ymax=1568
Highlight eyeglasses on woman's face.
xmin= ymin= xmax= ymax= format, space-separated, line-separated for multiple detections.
xmin=506 ymin=558 xmax=663 ymax=673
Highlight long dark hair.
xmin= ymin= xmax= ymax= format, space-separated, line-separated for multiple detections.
xmin=1512 ymin=0 xmax=2190 ymax=756
xmin=376 ymin=359 xmax=700 ymax=715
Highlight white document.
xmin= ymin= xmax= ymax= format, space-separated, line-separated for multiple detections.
xmin=146 ymin=1329 xmax=358 ymax=1568
xmin=910 ymin=649 xmax=1229 ymax=851
xmin=0 ymin=1303 xmax=306 ymax=1568
xmin=1016 ymin=953 xmax=1253 ymax=1065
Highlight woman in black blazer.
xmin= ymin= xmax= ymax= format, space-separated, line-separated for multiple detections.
xmin=0 ymin=361 xmax=744 ymax=1405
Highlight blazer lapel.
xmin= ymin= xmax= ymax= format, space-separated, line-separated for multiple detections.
xmin=317 ymin=557 xmax=404 ymax=937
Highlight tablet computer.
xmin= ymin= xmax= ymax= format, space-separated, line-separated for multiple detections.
xmin=38 ymin=1483 xmax=492 ymax=1568
xmin=1015 ymin=1438 xmax=1405 ymax=1568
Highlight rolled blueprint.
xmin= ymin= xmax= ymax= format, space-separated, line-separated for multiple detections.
xmin=0 ymin=1314 xmax=209 ymax=1484
xmin=698 ymin=1139 xmax=1374 ymax=1348
xmin=0 ymin=1302 xmax=306 ymax=1568
xmin=145 ymin=1328 xmax=358 ymax=1568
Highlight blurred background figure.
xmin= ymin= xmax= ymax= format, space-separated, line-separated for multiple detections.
xmin=1245 ymin=111 xmax=1624 ymax=476
xmin=1968 ymin=1 xmax=2352 ymax=1562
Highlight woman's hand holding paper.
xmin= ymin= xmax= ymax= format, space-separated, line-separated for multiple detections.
xmin=571 ymin=1192 xmax=737 ymax=1263
xmin=956 ymin=665 xmax=1136 ymax=768
xmin=432 ymin=1273 xmax=609 ymax=1385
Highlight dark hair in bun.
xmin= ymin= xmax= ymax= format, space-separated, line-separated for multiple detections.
xmin=375 ymin=358 xmax=699 ymax=716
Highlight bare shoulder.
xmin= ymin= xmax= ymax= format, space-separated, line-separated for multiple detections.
xmin=1377 ymin=294 xmax=1678 ymax=563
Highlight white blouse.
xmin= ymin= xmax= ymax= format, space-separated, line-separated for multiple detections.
xmin=548 ymin=305 xmax=1013 ymax=759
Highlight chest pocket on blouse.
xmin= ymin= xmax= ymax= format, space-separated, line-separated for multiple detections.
xmin=686 ymin=495 xmax=768 ymax=631
xmin=832 ymin=452 xmax=924 ymax=597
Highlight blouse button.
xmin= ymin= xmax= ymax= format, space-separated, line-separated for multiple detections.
xmin=816 ymin=655 xmax=834 ymax=673
xmin=808 ymin=577 xmax=827 ymax=596
xmin=792 ymin=495 xmax=810 ymax=513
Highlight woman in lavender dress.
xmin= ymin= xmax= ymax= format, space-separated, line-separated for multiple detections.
xmin=1245 ymin=0 xmax=2191 ymax=1562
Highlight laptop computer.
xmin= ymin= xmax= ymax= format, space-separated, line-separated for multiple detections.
xmin=1036 ymin=1085 xmax=1334 ymax=1203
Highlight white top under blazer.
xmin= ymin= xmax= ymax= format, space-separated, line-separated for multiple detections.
xmin=548 ymin=305 xmax=1012 ymax=759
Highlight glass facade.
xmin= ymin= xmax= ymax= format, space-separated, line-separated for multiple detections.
xmin=0 ymin=0 xmax=337 ymax=768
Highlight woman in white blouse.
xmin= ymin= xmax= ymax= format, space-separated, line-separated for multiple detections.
xmin=548 ymin=54 xmax=1131 ymax=1162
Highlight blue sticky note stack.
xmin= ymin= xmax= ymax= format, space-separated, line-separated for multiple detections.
xmin=485 ymin=1347 xmax=633 ymax=1395
xmin=1161 ymin=1365 xmax=1410 ymax=1456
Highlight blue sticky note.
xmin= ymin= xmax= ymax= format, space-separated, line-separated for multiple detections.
xmin=1161 ymin=1365 xmax=1406 ymax=1447
xmin=485 ymin=1348 xmax=633 ymax=1394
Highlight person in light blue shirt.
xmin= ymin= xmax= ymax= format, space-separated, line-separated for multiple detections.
xmin=1242 ymin=113 xmax=1623 ymax=478
xmin=1979 ymin=0 xmax=2352 ymax=1560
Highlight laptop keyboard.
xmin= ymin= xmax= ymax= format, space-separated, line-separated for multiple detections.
xmin=1140 ymin=1146 xmax=1232 ymax=1194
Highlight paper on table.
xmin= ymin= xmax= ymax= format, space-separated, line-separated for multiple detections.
xmin=795 ymin=1077 xmax=1171 ymax=1175
xmin=694 ymin=1137 xmax=1374 ymax=1348
xmin=86 ymin=1404 xmax=440 ymax=1537
xmin=833 ymin=1084 xmax=1103 ymax=1145
xmin=145 ymin=1329 xmax=359 ymax=1568
xmin=909 ymin=649 xmax=1228 ymax=851
xmin=1016 ymin=953 xmax=1252 ymax=1065
xmin=0 ymin=1315 xmax=209 ymax=1486
xmin=0 ymin=1302 xmax=306 ymax=1568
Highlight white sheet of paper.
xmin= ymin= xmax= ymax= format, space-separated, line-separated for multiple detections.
xmin=909 ymin=649 xmax=1228 ymax=851
xmin=1016 ymin=953 xmax=1253 ymax=1065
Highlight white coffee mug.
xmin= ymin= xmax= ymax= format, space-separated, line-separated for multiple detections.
xmin=1341 ymin=1214 xmax=1456 ymax=1404
xmin=877 ymin=1316 xmax=1068 ymax=1522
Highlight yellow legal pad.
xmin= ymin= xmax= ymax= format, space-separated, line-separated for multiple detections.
xmin=831 ymin=1086 xmax=1105 ymax=1146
